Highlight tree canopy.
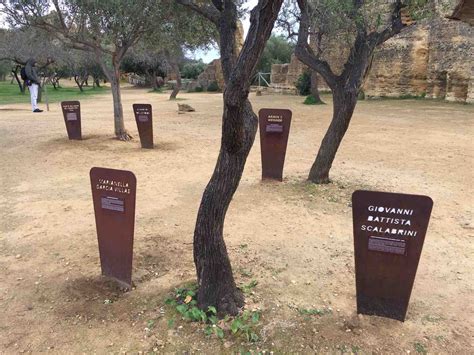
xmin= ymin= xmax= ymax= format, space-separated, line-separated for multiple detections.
xmin=255 ymin=34 xmax=294 ymax=74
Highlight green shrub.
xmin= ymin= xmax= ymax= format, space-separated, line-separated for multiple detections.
xmin=194 ymin=86 xmax=204 ymax=92
xmin=207 ymin=81 xmax=220 ymax=92
xmin=182 ymin=60 xmax=206 ymax=79
xmin=295 ymin=71 xmax=311 ymax=96
xmin=304 ymin=95 xmax=325 ymax=105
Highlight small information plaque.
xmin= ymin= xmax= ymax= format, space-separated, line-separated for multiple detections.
xmin=61 ymin=101 xmax=81 ymax=140
xmin=368 ymin=236 xmax=406 ymax=255
xmin=259 ymin=108 xmax=292 ymax=181
xmin=352 ymin=190 xmax=433 ymax=321
xmin=90 ymin=167 xmax=137 ymax=289
xmin=133 ymin=104 xmax=153 ymax=149
xmin=101 ymin=196 xmax=125 ymax=213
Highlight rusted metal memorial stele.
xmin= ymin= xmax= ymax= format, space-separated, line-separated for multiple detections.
xmin=61 ymin=101 xmax=82 ymax=140
xmin=352 ymin=190 xmax=433 ymax=321
xmin=90 ymin=167 xmax=137 ymax=288
xmin=259 ymin=108 xmax=292 ymax=181
xmin=133 ymin=104 xmax=154 ymax=149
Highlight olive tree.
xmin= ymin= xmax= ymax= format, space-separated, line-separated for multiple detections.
xmin=1 ymin=0 xmax=165 ymax=140
xmin=295 ymin=0 xmax=429 ymax=183
xmin=176 ymin=0 xmax=284 ymax=315
xmin=0 ymin=27 xmax=58 ymax=93
xmin=136 ymin=5 xmax=217 ymax=99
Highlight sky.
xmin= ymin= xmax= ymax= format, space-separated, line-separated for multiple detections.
xmin=189 ymin=0 xmax=259 ymax=63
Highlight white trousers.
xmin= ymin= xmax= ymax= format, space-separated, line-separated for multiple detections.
xmin=28 ymin=83 xmax=39 ymax=111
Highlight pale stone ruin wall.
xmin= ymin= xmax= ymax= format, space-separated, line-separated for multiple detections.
xmin=270 ymin=2 xmax=473 ymax=103
xmin=271 ymin=54 xmax=307 ymax=88
xmin=364 ymin=17 xmax=473 ymax=103
xmin=188 ymin=58 xmax=224 ymax=92
xmin=425 ymin=17 xmax=473 ymax=103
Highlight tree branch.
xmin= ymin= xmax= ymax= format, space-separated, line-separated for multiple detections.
xmin=373 ymin=0 xmax=404 ymax=46
xmin=294 ymin=0 xmax=337 ymax=89
xmin=224 ymin=0 xmax=284 ymax=105
xmin=175 ymin=0 xmax=221 ymax=25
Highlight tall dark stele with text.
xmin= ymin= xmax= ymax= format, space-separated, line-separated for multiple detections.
xmin=133 ymin=104 xmax=154 ymax=149
xmin=352 ymin=190 xmax=433 ymax=321
xmin=259 ymin=108 xmax=292 ymax=181
xmin=61 ymin=101 xmax=82 ymax=140
xmin=90 ymin=167 xmax=137 ymax=289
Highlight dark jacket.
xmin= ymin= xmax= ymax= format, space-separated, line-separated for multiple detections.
xmin=25 ymin=58 xmax=40 ymax=85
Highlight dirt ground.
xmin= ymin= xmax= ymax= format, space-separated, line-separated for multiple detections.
xmin=1 ymin=86 xmax=473 ymax=354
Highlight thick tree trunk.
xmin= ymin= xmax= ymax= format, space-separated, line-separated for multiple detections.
xmin=147 ymin=70 xmax=158 ymax=91
xmin=177 ymin=0 xmax=284 ymax=316
xmin=310 ymin=71 xmax=324 ymax=104
xmin=37 ymin=80 xmax=43 ymax=102
xmin=52 ymin=76 xmax=60 ymax=89
xmin=308 ymin=85 xmax=357 ymax=184
xmin=194 ymin=100 xmax=257 ymax=315
xmin=74 ymin=75 xmax=85 ymax=92
xmin=109 ymin=62 xmax=131 ymax=141
xmin=169 ymin=63 xmax=182 ymax=100
xmin=12 ymin=67 xmax=25 ymax=94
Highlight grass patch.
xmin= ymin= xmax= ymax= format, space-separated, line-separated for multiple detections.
xmin=0 ymin=81 xmax=108 ymax=105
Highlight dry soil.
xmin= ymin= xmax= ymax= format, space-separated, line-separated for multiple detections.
xmin=0 ymin=87 xmax=473 ymax=353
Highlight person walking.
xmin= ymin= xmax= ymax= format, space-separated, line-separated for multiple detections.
xmin=25 ymin=58 xmax=43 ymax=113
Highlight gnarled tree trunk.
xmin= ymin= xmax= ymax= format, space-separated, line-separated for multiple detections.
xmin=12 ymin=66 xmax=25 ymax=94
xmin=296 ymin=0 xmax=404 ymax=184
xmin=169 ymin=63 xmax=182 ymax=100
xmin=308 ymin=85 xmax=357 ymax=183
xmin=194 ymin=99 xmax=257 ymax=314
xmin=110 ymin=61 xmax=131 ymax=140
xmin=178 ymin=0 xmax=284 ymax=316
xmin=310 ymin=71 xmax=324 ymax=104
xmin=74 ymin=74 xmax=86 ymax=92
xmin=99 ymin=54 xmax=132 ymax=141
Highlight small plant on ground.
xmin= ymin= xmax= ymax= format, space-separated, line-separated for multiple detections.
xmin=165 ymin=283 xmax=261 ymax=342
xmin=303 ymin=94 xmax=325 ymax=105
xmin=414 ymin=342 xmax=427 ymax=354
xmin=241 ymin=280 xmax=258 ymax=295
xmin=297 ymin=307 xmax=332 ymax=317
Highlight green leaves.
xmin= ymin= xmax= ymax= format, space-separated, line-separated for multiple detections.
xmin=230 ymin=318 xmax=242 ymax=334
xmin=229 ymin=311 xmax=261 ymax=342
xmin=164 ymin=283 xmax=262 ymax=343
xmin=207 ymin=306 xmax=217 ymax=315
xmin=241 ymin=280 xmax=258 ymax=295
